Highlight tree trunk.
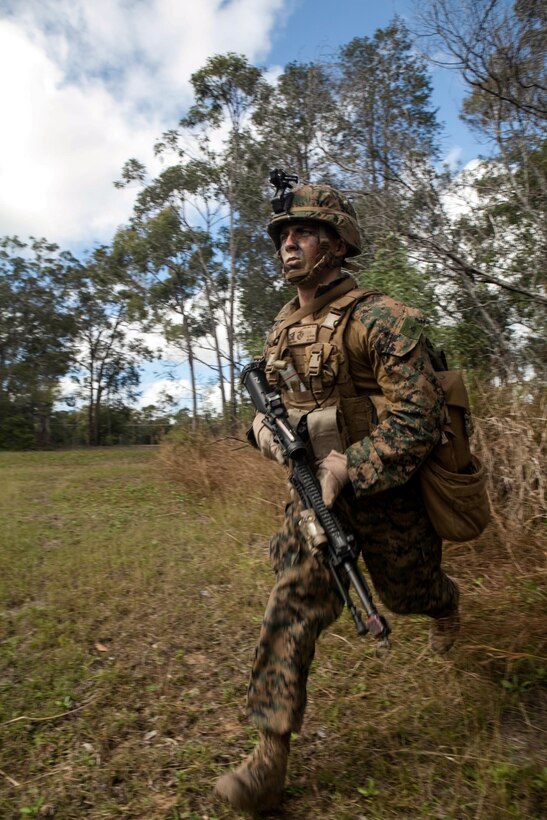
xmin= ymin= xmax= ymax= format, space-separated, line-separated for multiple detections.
xmin=196 ymin=246 xmax=227 ymax=411
xmin=183 ymin=315 xmax=198 ymax=431
xmin=227 ymin=177 xmax=238 ymax=432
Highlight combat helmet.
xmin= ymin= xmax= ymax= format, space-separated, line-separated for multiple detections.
xmin=267 ymin=170 xmax=362 ymax=257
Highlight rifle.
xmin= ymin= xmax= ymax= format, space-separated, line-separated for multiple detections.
xmin=242 ymin=360 xmax=391 ymax=647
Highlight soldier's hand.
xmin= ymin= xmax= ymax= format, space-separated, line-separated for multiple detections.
xmin=317 ymin=449 xmax=349 ymax=507
xmin=252 ymin=413 xmax=285 ymax=465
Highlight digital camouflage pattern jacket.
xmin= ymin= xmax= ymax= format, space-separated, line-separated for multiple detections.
xmin=262 ymin=275 xmax=445 ymax=499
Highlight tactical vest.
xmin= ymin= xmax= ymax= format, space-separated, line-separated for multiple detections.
xmin=264 ymin=287 xmax=382 ymax=455
xmin=262 ymin=285 xmax=491 ymax=543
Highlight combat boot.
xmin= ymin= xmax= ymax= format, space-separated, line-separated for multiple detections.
xmin=213 ymin=731 xmax=290 ymax=814
xmin=429 ymin=608 xmax=460 ymax=654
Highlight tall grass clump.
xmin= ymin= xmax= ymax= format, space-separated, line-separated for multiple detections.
xmin=157 ymin=427 xmax=287 ymax=504
xmin=474 ymin=388 xmax=546 ymax=540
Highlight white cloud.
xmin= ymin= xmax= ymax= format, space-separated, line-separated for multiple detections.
xmin=443 ymin=145 xmax=463 ymax=170
xmin=0 ymin=0 xmax=287 ymax=246
xmin=442 ymin=158 xmax=483 ymax=218
xmin=0 ymin=20 xmax=160 ymax=244
xmin=138 ymin=376 xmax=223 ymax=414
xmin=139 ymin=377 xmax=194 ymax=409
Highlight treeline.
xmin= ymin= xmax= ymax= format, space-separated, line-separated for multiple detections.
xmin=2 ymin=404 xmax=177 ymax=451
xmin=1 ymin=0 xmax=545 ymax=448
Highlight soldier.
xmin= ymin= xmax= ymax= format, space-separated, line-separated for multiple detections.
xmin=214 ymin=176 xmax=460 ymax=813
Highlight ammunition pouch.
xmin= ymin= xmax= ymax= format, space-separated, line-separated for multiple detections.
xmin=287 ymin=406 xmax=348 ymax=462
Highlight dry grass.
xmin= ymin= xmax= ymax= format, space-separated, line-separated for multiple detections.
xmin=474 ymin=395 xmax=546 ymax=535
xmin=156 ymin=415 xmax=546 ymax=819
xmin=156 ymin=432 xmax=287 ymax=502
xmin=0 ymin=418 xmax=545 ymax=819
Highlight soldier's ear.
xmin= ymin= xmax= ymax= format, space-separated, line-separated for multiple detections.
xmin=333 ymin=237 xmax=348 ymax=258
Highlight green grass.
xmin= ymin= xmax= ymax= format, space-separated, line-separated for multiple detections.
xmin=0 ymin=446 xmax=545 ymax=819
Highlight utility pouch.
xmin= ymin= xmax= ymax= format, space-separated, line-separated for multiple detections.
xmin=305 ymin=405 xmax=349 ymax=460
xmin=432 ymin=371 xmax=473 ymax=472
xmin=420 ymin=455 xmax=490 ymax=542
xmin=420 ymin=370 xmax=490 ymax=542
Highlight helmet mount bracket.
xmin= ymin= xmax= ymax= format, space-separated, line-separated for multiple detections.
xmin=269 ymin=168 xmax=299 ymax=214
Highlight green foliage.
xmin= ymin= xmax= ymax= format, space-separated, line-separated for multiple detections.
xmin=358 ymin=243 xmax=439 ymax=318
xmin=49 ymin=403 xmax=174 ymax=447
xmin=356 ymin=778 xmax=380 ymax=798
xmin=460 ymin=0 xmax=546 ymax=136
xmin=252 ymin=61 xmax=334 ymax=180
xmin=337 ymin=18 xmax=440 ymax=170
xmin=19 ymin=796 xmax=45 ymax=817
xmin=68 ymin=246 xmax=153 ymax=445
xmin=183 ymin=52 xmax=265 ymax=130
xmin=0 ymin=407 xmax=37 ymax=450
xmin=415 ymin=0 xmax=547 ymax=376
xmin=3 ymin=10 xmax=547 ymax=442
xmin=0 ymin=237 xmax=80 ymax=447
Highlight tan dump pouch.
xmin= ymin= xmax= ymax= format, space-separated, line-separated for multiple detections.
xmin=420 ymin=455 xmax=491 ymax=542
xmin=420 ymin=370 xmax=490 ymax=541
xmin=286 ymin=406 xmax=348 ymax=461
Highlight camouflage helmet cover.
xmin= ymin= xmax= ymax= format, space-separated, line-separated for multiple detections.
xmin=267 ymin=182 xmax=362 ymax=257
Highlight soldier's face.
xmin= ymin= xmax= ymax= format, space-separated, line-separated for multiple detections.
xmin=279 ymin=222 xmax=321 ymax=274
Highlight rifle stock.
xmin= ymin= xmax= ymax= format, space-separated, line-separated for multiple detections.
xmin=242 ymin=360 xmax=391 ymax=646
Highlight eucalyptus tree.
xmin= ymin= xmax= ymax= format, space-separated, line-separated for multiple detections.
xmin=69 ymin=245 xmax=152 ymax=446
xmin=114 ymin=205 xmax=214 ymax=427
xmin=327 ymin=18 xmax=442 ymax=262
xmin=253 ymin=61 xmax=335 ymax=181
xmin=117 ymin=157 xmax=230 ymax=419
xmin=179 ymin=53 xmax=268 ymax=425
xmin=118 ymin=53 xmax=267 ymax=427
xmin=414 ymin=0 xmax=547 ymax=377
xmin=0 ymin=236 xmax=79 ymax=447
xmin=235 ymin=61 xmax=338 ymax=352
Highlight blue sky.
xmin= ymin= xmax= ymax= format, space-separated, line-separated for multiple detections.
xmin=268 ymin=0 xmax=484 ymax=166
xmin=0 ymin=0 xmax=482 ymax=250
xmin=0 ymin=0 xmax=485 ymax=411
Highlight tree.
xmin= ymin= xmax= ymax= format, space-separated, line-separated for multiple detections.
xmin=115 ymin=208 xmax=203 ymax=427
xmin=253 ymin=61 xmax=335 ymax=181
xmin=118 ymin=53 xmax=268 ymax=428
xmin=419 ymin=0 xmax=546 ymax=132
xmin=0 ymin=237 xmax=79 ymax=448
xmin=69 ymin=246 xmax=153 ymax=446
xmin=358 ymin=242 xmax=440 ymax=318
xmin=327 ymin=18 xmax=442 ymax=262
xmin=179 ymin=53 xmax=267 ymax=427
xmin=117 ymin=158 xmax=230 ymax=423
xmin=414 ymin=0 xmax=547 ymax=377
xmin=239 ymin=62 xmax=338 ymax=351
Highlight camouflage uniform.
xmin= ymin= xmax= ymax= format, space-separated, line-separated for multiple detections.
xmin=247 ymin=278 xmax=459 ymax=736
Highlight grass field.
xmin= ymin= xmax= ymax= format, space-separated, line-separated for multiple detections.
xmin=0 ymin=443 xmax=545 ymax=819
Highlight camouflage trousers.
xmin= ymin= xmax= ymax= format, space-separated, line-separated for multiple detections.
xmin=247 ymin=474 xmax=459 ymax=735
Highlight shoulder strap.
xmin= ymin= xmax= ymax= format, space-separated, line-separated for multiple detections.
xmin=317 ymin=287 xmax=382 ymax=335
xmin=274 ymin=277 xmax=357 ymax=335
